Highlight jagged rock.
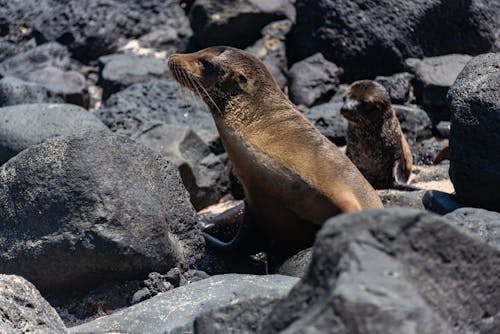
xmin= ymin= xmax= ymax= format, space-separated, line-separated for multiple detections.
xmin=301 ymin=102 xmax=347 ymax=146
xmin=289 ymin=0 xmax=500 ymax=80
xmin=375 ymin=72 xmax=414 ymax=104
xmin=0 ymin=131 xmax=204 ymax=292
xmin=288 ymin=53 xmax=342 ymax=107
xmin=68 ymin=274 xmax=298 ymax=334
xmin=135 ymin=123 xmax=229 ymax=210
xmin=0 ymin=103 xmax=109 ymax=165
xmin=448 ymin=53 xmax=500 ymax=211
xmin=262 ymin=208 xmax=500 ymax=333
xmin=0 ymin=77 xmax=64 ymax=107
xmin=393 ymin=105 xmax=432 ymax=145
xmin=445 ymin=208 xmax=500 ymax=248
xmin=405 ymin=54 xmax=472 ymax=123
xmin=189 ymin=0 xmax=295 ymax=49
xmin=0 ymin=275 xmax=66 ymax=334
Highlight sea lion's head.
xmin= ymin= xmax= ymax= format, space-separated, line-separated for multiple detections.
xmin=340 ymin=80 xmax=392 ymax=126
xmin=168 ymin=46 xmax=283 ymax=122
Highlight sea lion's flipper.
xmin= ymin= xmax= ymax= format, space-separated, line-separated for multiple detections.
xmin=392 ymin=161 xmax=421 ymax=191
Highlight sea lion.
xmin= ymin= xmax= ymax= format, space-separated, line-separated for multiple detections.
xmin=340 ymin=80 xmax=416 ymax=190
xmin=168 ymin=46 xmax=383 ymax=258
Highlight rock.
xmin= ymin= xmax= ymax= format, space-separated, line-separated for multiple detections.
xmin=0 ymin=77 xmax=64 ymax=107
xmin=33 ymin=0 xmax=192 ymax=61
xmin=448 ymin=53 xmax=500 ymax=211
xmin=0 ymin=42 xmax=70 ymax=79
xmin=133 ymin=23 xmax=193 ymax=57
xmin=412 ymin=138 xmax=449 ymax=166
xmin=436 ymin=121 xmax=451 ymax=138
xmin=0 ymin=103 xmax=109 ymax=165
xmin=0 ymin=275 xmax=66 ymax=334
xmin=423 ymin=190 xmax=464 ymax=215
xmin=246 ymin=20 xmax=293 ymax=89
xmin=189 ymin=0 xmax=295 ymax=49
xmin=96 ymin=79 xmax=218 ymax=147
xmin=405 ymin=54 xmax=472 ymax=123
xmin=98 ymin=53 xmax=167 ymax=100
xmin=445 ymin=208 xmax=500 ymax=248
xmin=288 ymin=53 xmax=342 ymax=107
xmin=68 ymin=274 xmax=298 ymax=334
xmin=377 ymin=189 xmax=426 ymax=209
xmin=262 ymin=208 xmax=500 ymax=333
xmin=194 ymin=296 xmax=280 ymax=334
xmin=301 ymin=102 xmax=348 ymax=146
xmin=289 ymin=0 xmax=500 ymax=81
xmin=25 ymin=66 xmax=89 ymax=107
xmin=375 ymin=72 xmax=414 ymax=104
xmin=0 ymin=131 xmax=204 ymax=292
xmin=135 ymin=123 xmax=229 ymax=210
xmin=393 ymin=105 xmax=432 ymax=145
xmin=276 ymin=248 xmax=312 ymax=278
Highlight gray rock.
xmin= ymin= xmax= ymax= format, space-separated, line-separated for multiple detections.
xmin=189 ymin=0 xmax=296 ymax=49
xmin=136 ymin=24 xmax=193 ymax=54
xmin=96 ymin=79 xmax=218 ymax=147
xmin=0 ymin=77 xmax=64 ymax=107
xmin=302 ymin=102 xmax=347 ymax=146
xmin=0 ymin=131 xmax=203 ymax=292
xmin=436 ymin=121 xmax=451 ymax=138
xmin=412 ymin=138 xmax=449 ymax=166
xmin=0 ymin=103 xmax=109 ymax=165
xmin=423 ymin=190 xmax=464 ymax=215
xmin=448 ymin=53 xmax=500 ymax=211
xmin=393 ymin=104 xmax=433 ymax=145
xmin=68 ymin=274 xmax=298 ymax=334
xmin=135 ymin=123 xmax=229 ymax=210
xmin=98 ymin=53 xmax=167 ymax=100
xmin=288 ymin=53 xmax=343 ymax=107
xmin=375 ymin=72 xmax=414 ymax=104
xmin=0 ymin=275 xmax=66 ymax=334
xmin=445 ymin=208 xmax=500 ymax=248
xmin=289 ymin=0 xmax=499 ymax=81
xmin=276 ymin=248 xmax=312 ymax=278
xmin=377 ymin=189 xmax=426 ymax=209
xmin=406 ymin=54 xmax=472 ymax=123
xmin=262 ymin=208 xmax=500 ymax=333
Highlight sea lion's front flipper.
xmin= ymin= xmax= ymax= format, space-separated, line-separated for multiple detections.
xmin=392 ymin=160 xmax=421 ymax=191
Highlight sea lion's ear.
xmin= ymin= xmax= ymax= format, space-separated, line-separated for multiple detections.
xmin=235 ymin=71 xmax=255 ymax=93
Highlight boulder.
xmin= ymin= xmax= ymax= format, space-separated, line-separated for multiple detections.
xmin=68 ymin=274 xmax=298 ymax=334
xmin=288 ymin=53 xmax=342 ymax=107
xmin=405 ymin=54 xmax=472 ymax=123
xmin=301 ymin=102 xmax=348 ymax=146
xmin=0 ymin=275 xmax=66 ymax=334
xmin=377 ymin=189 xmax=426 ymax=209
xmin=422 ymin=190 xmax=464 ymax=215
xmin=275 ymin=248 xmax=312 ymax=278
xmin=134 ymin=123 xmax=229 ymax=210
xmin=0 ymin=131 xmax=204 ymax=292
xmin=435 ymin=121 xmax=451 ymax=138
xmin=262 ymin=208 xmax=500 ymax=333
xmin=0 ymin=104 xmax=109 ymax=165
xmin=393 ymin=105 xmax=432 ymax=145
xmin=375 ymin=72 xmax=414 ymax=104
xmin=445 ymin=208 xmax=500 ymax=248
xmin=0 ymin=77 xmax=64 ymax=107
xmin=289 ymin=0 xmax=500 ymax=80
xmin=447 ymin=53 xmax=500 ymax=211
xmin=189 ymin=0 xmax=295 ymax=49
xmin=96 ymin=79 xmax=218 ymax=148
xmin=98 ymin=53 xmax=167 ymax=100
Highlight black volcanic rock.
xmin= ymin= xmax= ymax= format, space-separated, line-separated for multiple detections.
xmin=375 ymin=72 xmax=414 ymax=104
xmin=302 ymin=102 xmax=348 ymax=146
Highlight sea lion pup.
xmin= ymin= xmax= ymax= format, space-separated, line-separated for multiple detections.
xmin=168 ymin=47 xmax=383 ymax=258
xmin=341 ymin=80 xmax=417 ymax=190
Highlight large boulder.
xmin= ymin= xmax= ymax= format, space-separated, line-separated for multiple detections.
xmin=302 ymin=102 xmax=348 ymax=146
xmin=189 ymin=0 xmax=295 ymax=49
xmin=0 ymin=77 xmax=64 ymax=107
xmin=0 ymin=104 xmax=109 ymax=165
xmin=68 ymin=274 xmax=298 ymax=334
xmin=289 ymin=0 xmax=500 ymax=80
xmin=393 ymin=105 xmax=433 ymax=146
xmin=261 ymin=208 xmax=500 ymax=333
xmin=0 ymin=275 xmax=66 ymax=333
xmin=447 ymin=53 xmax=500 ymax=211
xmin=0 ymin=131 xmax=204 ymax=292
xmin=375 ymin=72 xmax=414 ymax=104
xmin=445 ymin=208 xmax=500 ymax=248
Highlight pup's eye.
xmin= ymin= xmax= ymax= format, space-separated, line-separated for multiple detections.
xmin=200 ymin=59 xmax=215 ymax=71
xmin=238 ymin=74 xmax=247 ymax=84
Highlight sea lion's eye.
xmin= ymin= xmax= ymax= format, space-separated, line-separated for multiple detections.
xmin=238 ymin=74 xmax=247 ymax=84
xmin=200 ymin=59 xmax=215 ymax=71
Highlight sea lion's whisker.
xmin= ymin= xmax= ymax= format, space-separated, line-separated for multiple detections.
xmin=193 ymin=77 xmax=223 ymax=116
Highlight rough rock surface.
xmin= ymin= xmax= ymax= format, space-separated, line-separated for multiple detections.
xmin=189 ymin=0 xmax=296 ymax=49
xmin=0 ymin=103 xmax=109 ymax=165
xmin=375 ymin=72 xmax=414 ymax=104
xmin=288 ymin=53 xmax=342 ymax=107
xmin=301 ymin=102 xmax=348 ymax=146
xmin=289 ymin=0 xmax=500 ymax=80
xmin=135 ymin=123 xmax=229 ymax=210
xmin=412 ymin=138 xmax=449 ymax=166
xmin=262 ymin=208 xmax=500 ymax=333
xmin=0 ymin=131 xmax=204 ymax=292
xmin=445 ymin=208 xmax=500 ymax=248
xmin=276 ymin=248 xmax=312 ymax=278
xmin=0 ymin=77 xmax=64 ymax=107
xmin=0 ymin=275 xmax=66 ymax=334
xmin=393 ymin=105 xmax=432 ymax=145
xmin=448 ymin=53 xmax=500 ymax=211
xmin=68 ymin=274 xmax=298 ymax=334
xmin=377 ymin=189 xmax=426 ymax=209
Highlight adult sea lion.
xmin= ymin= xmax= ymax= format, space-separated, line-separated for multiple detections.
xmin=168 ymin=47 xmax=383 ymax=258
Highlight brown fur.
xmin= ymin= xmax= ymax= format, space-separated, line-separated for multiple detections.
xmin=341 ymin=80 xmax=413 ymax=189
xmin=168 ymin=47 xmax=383 ymax=255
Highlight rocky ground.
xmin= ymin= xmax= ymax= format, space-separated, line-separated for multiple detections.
xmin=0 ymin=0 xmax=499 ymax=333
